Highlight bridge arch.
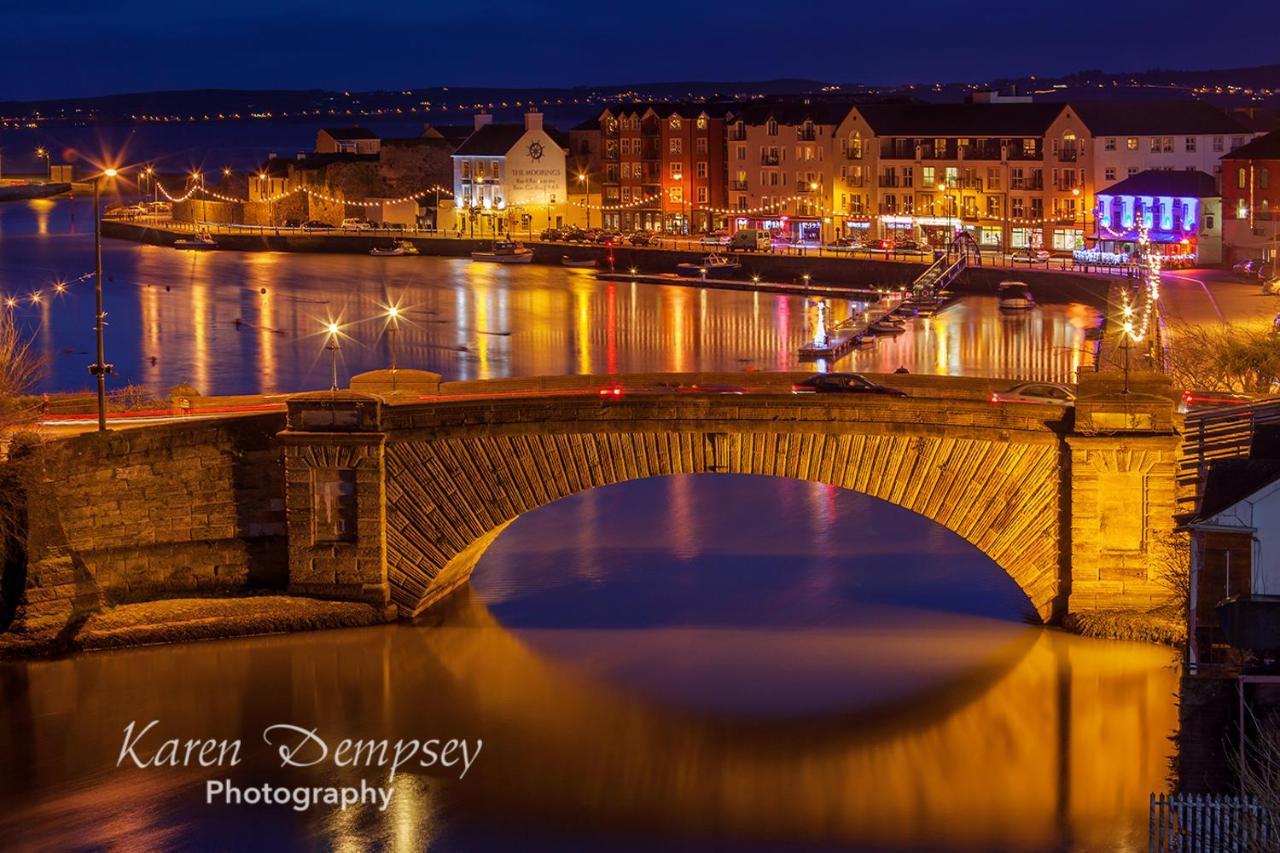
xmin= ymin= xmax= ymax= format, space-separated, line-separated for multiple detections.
xmin=278 ymin=374 xmax=1184 ymax=624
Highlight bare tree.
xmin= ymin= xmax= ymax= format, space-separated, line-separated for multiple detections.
xmin=0 ymin=311 xmax=42 ymax=434
xmin=1166 ymin=323 xmax=1280 ymax=395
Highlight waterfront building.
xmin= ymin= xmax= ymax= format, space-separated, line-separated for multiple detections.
xmin=449 ymin=111 xmax=575 ymax=235
xmin=1087 ymin=169 xmax=1221 ymax=266
xmin=1220 ymin=129 xmax=1280 ymax=266
xmin=835 ymin=102 xmax=1086 ymax=251
xmin=315 ymin=127 xmax=382 ymax=155
xmin=725 ymin=100 xmax=852 ymax=244
xmin=1071 ymin=102 xmax=1253 ymax=193
xmin=590 ymin=103 xmax=729 ymax=233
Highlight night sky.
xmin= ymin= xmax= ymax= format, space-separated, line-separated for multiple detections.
xmin=1 ymin=0 xmax=1277 ymax=100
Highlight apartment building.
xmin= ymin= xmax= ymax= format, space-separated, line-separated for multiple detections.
xmin=1221 ymin=129 xmax=1280 ymax=265
xmin=725 ymin=100 xmax=852 ymax=243
xmin=1072 ymin=102 xmax=1254 ymax=189
xmin=832 ymin=103 xmax=1089 ymax=250
xmin=589 ymin=104 xmax=729 ymax=233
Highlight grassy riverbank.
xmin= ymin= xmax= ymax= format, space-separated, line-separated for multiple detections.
xmin=1062 ymin=606 xmax=1186 ymax=647
xmin=0 ymin=595 xmax=395 ymax=659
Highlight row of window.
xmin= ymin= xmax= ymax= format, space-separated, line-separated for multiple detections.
xmin=608 ymin=138 xmax=710 ymax=156
xmin=603 ymin=115 xmax=711 ymax=132
xmin=459 ymin=161 xmax=501 ymax=181
xmin=1102 ymin=135 xmax=1245 ymax=153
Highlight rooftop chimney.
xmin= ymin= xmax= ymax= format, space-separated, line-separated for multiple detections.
xmin=524 ymin=110 xmax=543 ymax=132
xmin=474 ymin=113 xmax=493 ymax=131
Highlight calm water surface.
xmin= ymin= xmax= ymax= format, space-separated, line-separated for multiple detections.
xmin=0 ymin=199 xmax=1097 ymax=395
xmin=0 ymin=476 xmax=1178 ymax=852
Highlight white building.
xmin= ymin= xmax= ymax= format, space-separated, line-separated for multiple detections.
xmin=1072 ymin=102 xmax=1255 ymax=189
xmin=450 ymin=111 xmax=574 ymax=235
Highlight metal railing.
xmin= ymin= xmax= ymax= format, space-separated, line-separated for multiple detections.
xmin=1179 ymin=397 xmax=1280 ymax=503
xmin=1150 ymin=793 xmax=1271 ymax=852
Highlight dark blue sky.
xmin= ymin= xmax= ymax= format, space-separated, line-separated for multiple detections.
xmin=1 ymin=0 xmax=1276 ymax=100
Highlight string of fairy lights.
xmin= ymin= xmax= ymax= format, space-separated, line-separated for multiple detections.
xmin=156 ymin=181 xmax=456 ymax=208
xmin=1119 ymin=225 xmax=1161 ymax=344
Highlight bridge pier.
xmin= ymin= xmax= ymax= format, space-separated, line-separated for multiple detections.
xmin=1065 ymin=376 xmax=1184 ymax=614
xmin=278 ymin=392 xmax=392 ymax=612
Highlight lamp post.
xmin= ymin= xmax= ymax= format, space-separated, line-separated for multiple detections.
xmin=385 ymin=305 xmax=400 ymax=381
xmin=35 ymin=147 xmax=50 ymax=181
xmin=91 ymin=167 xmax=120 ymax=432
xmin=674 ymin=172 xmax=685 ymax=239
xmin=143 ymin=165 xmax=156 ymax=206
xmin=324 ymin=321 xmax=342 ymax=392
xmin=578 ymin=172 xmax=590 ymax=230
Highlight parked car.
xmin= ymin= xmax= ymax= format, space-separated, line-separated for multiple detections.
xmin=341 ymin=218 xmax=373 ymax=230
xmin=539 ymin=227 xmax=564 ymax=241
xmin=1233 ymin=258 xmax=1266 ymax=279
xmin=281 ymin=218 xmax=303 ymax=228
xmin=594 ymin=230 xmax=621 ymax=245
xmin=990 ymin=382 xmax=1076 ymax=406
xmin=562 ymin=227 xmax=590 ymax=243
xmin=728 ymin=228 xmax=772 ymax=252
xmin=302 ymin=220 xmax=332 ymax=231
xmin=700 ymin=230 xmax=730 ymax=246
xmin=628 ymin=231 xmax=657 ymax=246
xmin=865 ymin=238 xmax=895 ymax=252
xmin=1011 ymin=248 xmax=1051 ymax=263
xmin=790 ymin=373 xmax=908 ymax=396
xmin=895 ymin=239 xmax=927 ymax=253
xmin=826 ymin=237 xmax=861 ymax=252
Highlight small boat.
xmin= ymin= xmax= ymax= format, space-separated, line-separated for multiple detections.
xmin=675 ymin=254 xmax=741 ymax=278
xmin=562 ymin=256 xmax=597 ymax=268
xmin=472 ymin=241 xmax=533 ymax=264
xmin=998 ymin=281 xmax=1035 ymax=311
xmin=369 ymin=240 xmax=419 ymax=257
xmin=870 ymin=318 xmax=906 ymax=334
xmin=173 ymin=231 xmax=216 ymax=250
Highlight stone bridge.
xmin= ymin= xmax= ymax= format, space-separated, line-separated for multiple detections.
xmin=276 ymin=370 xmax=1184 ymax=622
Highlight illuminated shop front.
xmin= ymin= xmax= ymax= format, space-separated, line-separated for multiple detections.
xmin=1078 ymin=170 xmax=1221 ymax=267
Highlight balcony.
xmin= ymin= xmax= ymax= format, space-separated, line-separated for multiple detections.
xmin=879 ymin=143 xmax=916 ymax=160
xmin=843 ymin=175 xmax=864 ymax=188
xmin=797 ymin=128 xmax=817 ymax=141
xmin=731 ymin=180 xmax=749 ymax=191
xmin=796 ymin=182 xmax=817 ymax=193
xmin=761 ymin=153 xmax=780 ymax=166
xmin=962 ymin=144 xmax=1003 ymax=161
xmin=878 ymin=176 xmax=900 ymax=188
xmin=845 ymin=149 xmax=863 ymax=160
xmin=1058 ymin=148 xmax=1078 ymax=163
xmin=1006 ymin=147 xmax=1043 ymax=161
xmin=1009 ymin=179 xmax=1044 ymax=191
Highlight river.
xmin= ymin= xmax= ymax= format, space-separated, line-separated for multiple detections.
xmin=0 ymin=198 xmax=1096 ymax=396
xmin=0 ymin=475 xmax=1177 ymax=851
xmin=0 ymin=193 xmax=1175 ymax=851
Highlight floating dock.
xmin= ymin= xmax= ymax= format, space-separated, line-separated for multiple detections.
xmin=593 ymin=269 xmax=884 ymax=300
xmin=799 ymin=294 xmax=907 ymax=361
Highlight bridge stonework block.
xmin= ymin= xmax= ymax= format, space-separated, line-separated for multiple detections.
xmin=279 ymin=393 xmax=391 ymax=611
xmin=1064 ymin=382 xmax=1185 ymax=615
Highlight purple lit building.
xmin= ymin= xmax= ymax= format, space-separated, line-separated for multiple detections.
xmin=1082 ymin=169 xmax=1222 ymax=267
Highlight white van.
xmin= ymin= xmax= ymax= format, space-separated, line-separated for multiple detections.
xmin=728 ymin=229 xmax=772 ymax=252
xmin=341 ymin=218 xmax=373 ymax=231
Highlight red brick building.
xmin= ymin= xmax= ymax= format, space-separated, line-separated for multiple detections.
xmin=1222 ymin=130 xmax=1280 ymax=265
xmin=591 ymin=104 xmax=729 ymax=233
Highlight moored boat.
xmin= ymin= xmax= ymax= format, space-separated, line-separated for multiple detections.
xmin=997 ymin=281 xmax=1034 ymax=311
xmin=472 ymin=241 xmax=533 ymax=263
xmin=370 ymin=240 xmax=419 ymax=257
xmin=562 ymin=256 xmax=597 ymax=268
xmin=675 ymin=254 xmax=741 ymax=278
xmin=173 ymin=231 xmax=216 ymax=250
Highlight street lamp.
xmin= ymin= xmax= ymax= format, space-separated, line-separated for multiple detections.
xmin=384 ymin=305 xmax=401 ymax=378
xmin=578 ymin=172 xmax=590 ymax=230
xmin=674 ymin=172 xmax=685 ymax=237
xmin=35 ymin=146 xmax=50 ymax=181
xmin=91 ymin=167 xmax=120 ymax=432
xmin=324 ymin=321 xmax=342 ymax=392
xmin=810 ymin=181 xmax=820 ymax=246
xmin=1072 ymin=187 xmax=1084 ymax=252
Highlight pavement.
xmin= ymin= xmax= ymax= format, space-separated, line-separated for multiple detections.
xmin=1158 ymin=267 xmax=1280 ymax=332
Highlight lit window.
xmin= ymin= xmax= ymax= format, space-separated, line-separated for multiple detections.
xmin=1127 ymin=137 xmax=1139 ymax=151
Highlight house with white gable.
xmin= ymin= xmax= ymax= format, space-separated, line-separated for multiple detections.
xmin=449 ymin=110 xmax=579 ymax=236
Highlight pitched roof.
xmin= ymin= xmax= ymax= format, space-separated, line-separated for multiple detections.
xmin=1186 ymin=458 xmax=1280 ymax=524
xmin=320 ymin=126 xmax=379 ymax=140
xmin=1100 ymin=169 xmax=1219 ymax=198
xmin=729 ymin=99 xmax=855 ymax=127
xmin=1224 ymin=129 xmax=1280 ymax=161
xmin=453 ymin=123 xmax=565 ymax=156
xmin=852 ymin=103 xmax=1067 ymax=136
xmin=1070 ymin=101 xmax=1251 ymax=136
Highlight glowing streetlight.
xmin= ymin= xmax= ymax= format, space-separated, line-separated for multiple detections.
xmin=383 ymin=304 xmax=402 ymax=384
xmin=91 ymin=166 xmax=122 ymax=431
xmin=577 ymin=172 xmax=590 ymax=230
xmin=35 ymin=146 xmax=50 ymax=180
xmin=324 ymin=321 xmax=342 ymax=392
